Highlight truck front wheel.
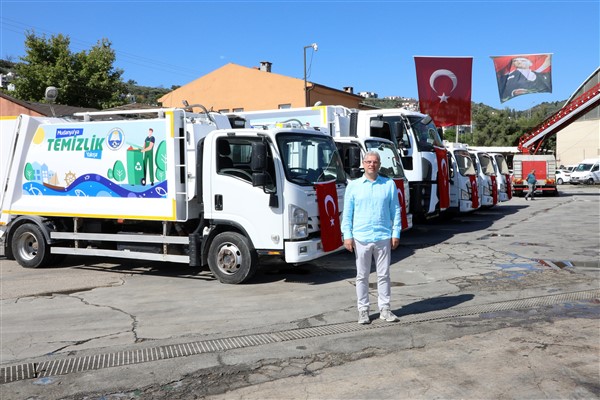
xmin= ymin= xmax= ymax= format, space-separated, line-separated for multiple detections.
xmin=207 ymin=232 xmax=258 ymax=284
xmin=11 ymin=223 xmax=51 ymax=268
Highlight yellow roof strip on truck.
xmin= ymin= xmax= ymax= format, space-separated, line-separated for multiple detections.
xmin=2 ymin=199 xmax=178 ymax=221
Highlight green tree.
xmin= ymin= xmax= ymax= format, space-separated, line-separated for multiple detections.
xmin=154 ymin=141 xmax=167 ymax=181
xmin=24 ymin=163 xmax=35 ymax=181
xmin=13 ymin=31 xmax=126 ymax=108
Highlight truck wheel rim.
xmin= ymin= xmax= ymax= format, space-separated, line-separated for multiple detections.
xmin=16 ymin=232 xmax=38 ymax=261
xmin=216 ymin=243 xmax=241 ymax=275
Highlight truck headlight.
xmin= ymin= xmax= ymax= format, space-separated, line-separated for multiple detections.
xmin=290 ymin=205 xmax=308 ymax=239
xmin=460 ymin=189 xmax=470 ymax=200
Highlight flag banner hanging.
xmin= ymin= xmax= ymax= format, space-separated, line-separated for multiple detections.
xmin=468 ymin=175 xmax=479 ymax=209
xmin=393 ymin=178 xmax=409 ymax=230
xmin=315 ymin=181 xmax=343 ymax=252
xmin=505 ymin=174 xmax=512 ymax=200
xmin=414 ymin=56 xmax=473 ymax=127
xmin=434 ymin=146 xmax=450 ymax=210
xmin=491 ymin=175 xmax=498 ymax=205
xmin=491 ymin=53 xmax=552 ymax=103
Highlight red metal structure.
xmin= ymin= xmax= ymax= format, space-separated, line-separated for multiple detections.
xmin=518 ymin=82 xmax=600 ymax=154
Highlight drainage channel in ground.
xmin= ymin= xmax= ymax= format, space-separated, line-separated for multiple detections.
xmin=2 ymin=288 xmax=599 ymax=384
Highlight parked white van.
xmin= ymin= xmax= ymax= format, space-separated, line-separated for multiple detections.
xmin=570 ymin=158 xmax=600 ymax=185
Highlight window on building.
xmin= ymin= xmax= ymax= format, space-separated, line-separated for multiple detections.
xmin=232 ymin=108 xmax=244 ymax=112
xmin=218 ymin=109 xmax=230 ymax=113
xmin=278 ymin=104 xmax=291 ymax=109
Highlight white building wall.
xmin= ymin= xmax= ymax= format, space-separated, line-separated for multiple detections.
xmin=556 ymin=119 xmax=600 ymax=167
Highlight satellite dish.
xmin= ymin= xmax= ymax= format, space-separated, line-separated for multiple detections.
xmin=45 ymin=86 xmax=58 ymax=103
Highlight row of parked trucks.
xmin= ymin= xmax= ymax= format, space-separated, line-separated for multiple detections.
xmin=0 ymin=104 xmax=513 ymax=284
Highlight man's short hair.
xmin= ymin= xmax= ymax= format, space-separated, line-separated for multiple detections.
xmin=363 ymin=151 xmax=381 ymax=161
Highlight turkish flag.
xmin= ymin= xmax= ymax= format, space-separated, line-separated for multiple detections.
xmin=435 ymin=146 xmax=450 ymax=210
xmin=414 ymin=56 xmax=472 ymax=127
xmin=491 ymin=175 xmax=498 ymax=205
xmin=505 ymin=174 xmax=512 ymax=199
xmin=315 ymin=181 xmax=342 ymax=252
xmin=468 ymin=175 xmax=479 ymax=209
xmin=393 ymin=178 xmax=409 ymax=230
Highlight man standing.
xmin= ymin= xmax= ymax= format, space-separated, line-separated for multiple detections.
xmin=141 ymin=128 xmax=155 ymax=186
xmin=341 ymin=151 xmax=402 ymax=324
xmin=525 ymin=169 xmax=536 ymax=201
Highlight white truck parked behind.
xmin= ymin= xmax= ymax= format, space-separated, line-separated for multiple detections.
xmin=444 ymin=141 xmax=479 ymax=213
xmin=468 ymin=149 xmax=498 ymax=207
xmin=349 ymin=108 xmax=449 ymax=221
xmin=0 ymin=107 xmax=347 ymax=284
xmin=230 ymin=106 xmax=413 ymax=231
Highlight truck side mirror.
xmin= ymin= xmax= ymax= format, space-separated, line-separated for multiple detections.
xmin=252 ymin=172 xmax=268 ymax=187
xmin=251 ymin=142 xmax=267 ymax=171
xmin=349 ymin=168 xmax=363 ymax=179
xmin=348 ymin=147 xmax=361 ymax=169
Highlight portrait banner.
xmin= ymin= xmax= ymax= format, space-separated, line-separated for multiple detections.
xmin=491 ymin=53 xmax=552 ymax=103
xmin=315 ymin=181 xmax=342 ymax=252
xmin=414 ymin=56 xmax=473 ymax=127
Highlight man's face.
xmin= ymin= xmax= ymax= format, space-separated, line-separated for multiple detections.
xmin=512 ymin=58 xmax=530 ymax=69
xmin=363 ymin=156 xmax=380 ymax=174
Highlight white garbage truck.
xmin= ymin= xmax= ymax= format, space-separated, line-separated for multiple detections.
xmin=468 ymin=149 xmax=498 ymax=207
xmin=349 ymin=108 xmax=450 ymax=221
xmin=444 ymin=141 xmax=479 ymax=213
xmin=230 ymin=105 xmax=413 ymax=230
xmin=0 ymin=107 xmax=348 ymax=284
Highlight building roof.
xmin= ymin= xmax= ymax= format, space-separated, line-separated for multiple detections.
xmin=0 ymin=91 xmax=98 ymax=116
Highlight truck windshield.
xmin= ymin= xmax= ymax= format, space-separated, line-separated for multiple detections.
xmin=365 ymin=140 xmax=406 ymax=179
xmin=408 ymin=116 xmax=444 ymax=151
xmin=575 ymin=163 xmax=593 ymax=172
xmin=276 ymin=132 xmax=346 ymax=186
xmin=494 ymin=155 xmax=510 ymax=174
xmin=455 ymin=150 xmax=476 ymax=176
xmin=478 ymin=154 xmax=496 ymax=176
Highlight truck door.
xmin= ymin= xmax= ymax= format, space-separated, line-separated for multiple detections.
xmin=209 ymin=135 xmax=283 ymax=251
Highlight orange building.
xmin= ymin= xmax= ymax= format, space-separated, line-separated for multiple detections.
xmin=158 ymin=62 xmax=369 ymax=112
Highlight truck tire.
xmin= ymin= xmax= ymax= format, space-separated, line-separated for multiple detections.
xmin=11 ymin=223 xmax=51 ymax=268
xmin=207 ymin=232 xmax=258 ymax=284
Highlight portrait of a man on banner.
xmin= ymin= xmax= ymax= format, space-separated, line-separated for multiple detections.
xmin=491 ymin=53 xmax=553 ymax=103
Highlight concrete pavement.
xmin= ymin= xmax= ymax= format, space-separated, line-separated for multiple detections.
xmin=1 ymin=184 xmax=598 ymax=399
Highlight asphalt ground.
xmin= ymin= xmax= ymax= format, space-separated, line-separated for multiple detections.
xmin=1 ymin=183 xmax=599 ymax=399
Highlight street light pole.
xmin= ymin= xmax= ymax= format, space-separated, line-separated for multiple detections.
xmin=303 ymin=43 xmax=318 ymax=107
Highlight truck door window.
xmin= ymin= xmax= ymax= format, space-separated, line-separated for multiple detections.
xmin=217 ymin=137 xmax=275 ymax=189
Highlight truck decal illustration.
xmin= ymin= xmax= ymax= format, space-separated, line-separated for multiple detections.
xmin=21 ymin=121 xmax=168 ymax=198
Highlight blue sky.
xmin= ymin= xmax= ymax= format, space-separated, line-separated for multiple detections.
xmin=1 ymin=0 xmax=598 ymax=111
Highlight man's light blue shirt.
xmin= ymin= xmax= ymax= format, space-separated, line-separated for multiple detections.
xmin=341 ymin=174 xmax=401 ymax=242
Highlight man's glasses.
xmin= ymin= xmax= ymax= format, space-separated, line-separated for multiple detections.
xmin=363 ymin=160 xmax=379 ymax=165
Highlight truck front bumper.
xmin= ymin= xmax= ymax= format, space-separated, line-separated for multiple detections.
xmin=284 ymin=238 xmax=343 ymax=264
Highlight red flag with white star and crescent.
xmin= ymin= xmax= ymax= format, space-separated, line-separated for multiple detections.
xmin=414 ymin=56 xmax=473 ymax=127
xmin=393 ymin=178 xmax=409 ymax=230
xmin=315 ymin=181 xmax=343 ymax=252
xmin=469 ymin=175 xmax=479 ymax=209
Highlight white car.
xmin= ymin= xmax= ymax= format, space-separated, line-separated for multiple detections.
xmin=555 ymin=169 xmax=571 ymax=185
